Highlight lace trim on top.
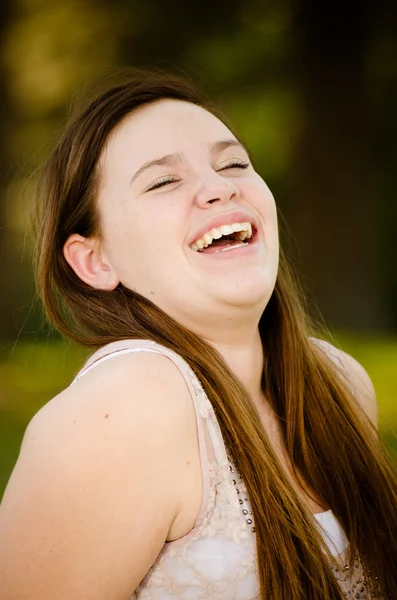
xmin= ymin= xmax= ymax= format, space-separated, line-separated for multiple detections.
xmin=73 ymin=339 xmax=382 ymax=600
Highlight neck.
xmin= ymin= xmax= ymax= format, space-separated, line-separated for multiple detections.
xmin=206 ymin=327 xmax=264 ymax=402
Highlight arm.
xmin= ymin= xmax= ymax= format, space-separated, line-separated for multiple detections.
xmin=0 ymin=351 xmax=197 ymax=599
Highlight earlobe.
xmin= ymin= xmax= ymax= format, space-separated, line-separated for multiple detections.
xmin=63 ymin=234 xmax=119 ymax=291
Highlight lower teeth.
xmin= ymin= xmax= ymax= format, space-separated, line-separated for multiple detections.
xmin=215 ymin=242 xmax=247 ymax=253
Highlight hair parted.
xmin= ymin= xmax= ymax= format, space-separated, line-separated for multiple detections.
xmin=32 ymin=68 xmax=397 ymax=599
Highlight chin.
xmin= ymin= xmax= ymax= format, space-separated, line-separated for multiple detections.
xmin=216 ymin=277 xmax=275 ymax=310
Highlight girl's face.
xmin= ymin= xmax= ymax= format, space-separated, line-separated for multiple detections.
xmin=95 ymin=99 xmax=279 ymax=333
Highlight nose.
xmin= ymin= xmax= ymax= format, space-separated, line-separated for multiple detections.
xmin=194 ymin=171 xmax=240 ymax=208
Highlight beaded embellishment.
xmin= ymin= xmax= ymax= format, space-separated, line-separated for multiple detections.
xmin=228 ymin=461 xmax=382 ymax=599
xmin=229 ymin=463 xmax=256 ymax=533
xmin=332 ymin=557 xmax=382 ymax=598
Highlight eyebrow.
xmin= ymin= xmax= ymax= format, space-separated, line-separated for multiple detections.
xmin=129 ymin=138 xmax=246 ymax=185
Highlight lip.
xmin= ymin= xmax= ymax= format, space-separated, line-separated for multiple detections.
xmin=188 ymin=210 xmax=259 ymax=247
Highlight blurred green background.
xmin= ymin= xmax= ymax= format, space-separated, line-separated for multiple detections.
xmin=1 ymin=0 xmax=396 ymax=497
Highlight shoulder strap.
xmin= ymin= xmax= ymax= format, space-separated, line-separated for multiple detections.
xmin=73 ymin=339 xmax=161 ymax=384
xmin=72 ymin=339 xmax=230 ymax=466
xmin=71 ymin=339 xmax=235 ymax=532
xmin=73 ymin=339 xmax=211 ymax=417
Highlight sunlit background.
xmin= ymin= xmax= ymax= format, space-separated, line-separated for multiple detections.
xmin=1 ymin=0 xmax=396 ymax=495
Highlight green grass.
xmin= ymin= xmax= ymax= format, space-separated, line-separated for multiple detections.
xmin=0 ymin=340 xmax=87 ymax=494
xmin=0 ymin=336 xmax=396 ymax=497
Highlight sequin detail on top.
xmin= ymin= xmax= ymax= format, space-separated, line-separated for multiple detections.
xmin=72 ymin=339 xmax=383 ymax=600
xmin=330 ymin=551 xmax=382 ymax=598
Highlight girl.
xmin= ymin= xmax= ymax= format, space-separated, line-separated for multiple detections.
xmin=1 ymin=71 xmax=396 ymax=599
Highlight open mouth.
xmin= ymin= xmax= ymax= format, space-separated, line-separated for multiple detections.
xmin=190 ymin=222 xmax=256 ymax=254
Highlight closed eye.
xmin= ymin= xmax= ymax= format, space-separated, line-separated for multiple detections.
xmin=145 ymin=161 xmax=249 ymax=192
xmin=145 ymin=176 xmax=181 ymax=192
xmin=218 ymin=161 xmax=249 ymax=171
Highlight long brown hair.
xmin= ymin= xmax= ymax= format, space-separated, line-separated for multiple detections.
xmin=32 ymin=69 xmax=397 ymax=599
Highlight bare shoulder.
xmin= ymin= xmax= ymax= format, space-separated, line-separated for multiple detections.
xmin=0 ymin=350 xmax=197 ymax=599
xmin=311 ymin=338 xmax=378 ymax=427
xmin=26 ymin=349 xmax=196 ymax=453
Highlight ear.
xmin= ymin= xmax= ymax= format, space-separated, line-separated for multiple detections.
xmin=63 ymin=234 xmax=119 ymax=291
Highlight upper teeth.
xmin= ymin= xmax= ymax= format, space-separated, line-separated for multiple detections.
xmin=190 ymin=222 xmax=253 ymax=252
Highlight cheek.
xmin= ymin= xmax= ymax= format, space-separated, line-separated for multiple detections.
xmin=99 ymin=205 xmax=143 ymax=275
xmin=128 ymin=196 xmax=190 ymax=262
xmin=255 ymin=179 xmax=276 ymax=210
xmin=243 ymin=179 xmax=278 ymax=231
xmin=250 ymin=180 xmax=279 ymax=254
xmin=101 ymin=202 xmax=186 ymax=282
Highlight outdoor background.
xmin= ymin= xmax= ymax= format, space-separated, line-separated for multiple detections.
xmin=1 ymin=0 xmax=397 ymax=496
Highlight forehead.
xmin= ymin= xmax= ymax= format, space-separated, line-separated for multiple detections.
xmin=101 ymin=99 xmax=236 ymax=168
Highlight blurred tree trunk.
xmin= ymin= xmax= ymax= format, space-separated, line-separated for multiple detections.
xmin=0 ymin=2 xmax=16 ymax=341
xmin=289 ymin=0 xmax=386 ymax=331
